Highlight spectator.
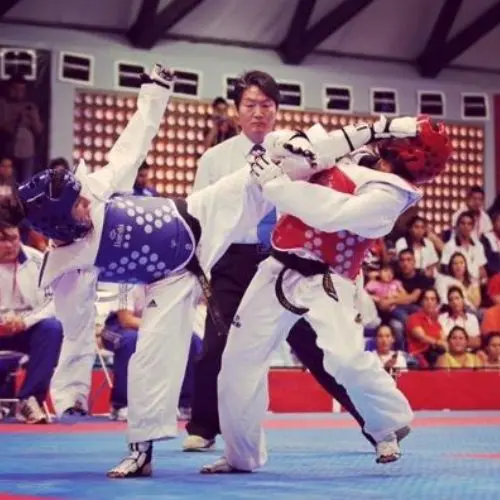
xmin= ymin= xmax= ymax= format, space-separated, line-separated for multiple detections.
xmin=451 ymin=186 xmax=493 ymax=238
xmin=0 ymin=75 xmax=44 ymax=183
xmin=395 ymin=215 xmax=440 ymax=277
xmin=435 ymin=326 xmax=482 ymax=369
xmin=383 ymin=249 xmax=434 ymax=347
xmin=406 ymin=288 xmax=447 ymax=368
xmin=481 ymin=211 xmax=500 ymax=276
xmin=480 ymin=332 xmax=500 ymax=369
xmin=441 ymin=211 xmax=488 ymax=282
xmin=435 ymin=252 xmax=481 ymax=311
xmin=99 ymin=284 xmax=202 ymax=421
xmin=438 ymin=286 xmax=481 ymax=350
xmin=203 ymin=97 xmax=238 ymax=150
xmin=133 ymin=161 xmax=157 ymax=197
xmin=373 ymin=324 xmax=407 ymax=372
xmin=0 ymin=155 xmax=15 ymax=186
xmin=0 ymin=206 xmax=63 ymax=423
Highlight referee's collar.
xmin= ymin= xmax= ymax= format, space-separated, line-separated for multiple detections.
xmin=237 ymin=132 xmax=260 ymax=157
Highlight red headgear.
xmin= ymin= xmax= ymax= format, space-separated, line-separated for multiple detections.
xmin=378 ymin=116 xmax=452 ymax=184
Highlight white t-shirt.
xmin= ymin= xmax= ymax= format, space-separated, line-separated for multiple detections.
xmin=438 ymin=312 xmax=480 ymax=338
xmin=395 ymin=237 xmax=439 ymax=270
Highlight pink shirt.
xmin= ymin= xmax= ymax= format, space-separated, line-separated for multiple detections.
xmin=366 ymin=279 xmax=402 ymax=300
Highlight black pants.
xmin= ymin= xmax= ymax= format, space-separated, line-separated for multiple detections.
xmin=186 ymin=244 xmax=375 ymax=446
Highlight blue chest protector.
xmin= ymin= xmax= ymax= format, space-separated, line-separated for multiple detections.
xmin=95 ymin=195 xmax=196 ymax=284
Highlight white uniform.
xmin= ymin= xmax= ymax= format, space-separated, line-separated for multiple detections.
xmin=49 ymin=305 xmax=96 ymax=416
xmin=217 ymin=162 xmax=421 ymax=471
xmin=0 ymin=245 xmax=55 ymax=325
xmin=39 ymin=82 xmax=274 ymax=443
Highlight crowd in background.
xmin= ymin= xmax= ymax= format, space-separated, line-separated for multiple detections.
xmin=0 ymin=82 xmax=499 ymax=425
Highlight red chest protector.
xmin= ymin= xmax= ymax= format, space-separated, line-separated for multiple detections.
xmin=271 ymin=167 xmax=374 ymax=280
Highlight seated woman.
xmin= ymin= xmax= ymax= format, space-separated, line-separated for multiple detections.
xmin=438 ymin=286 xmax=481 ymax=350
xmin=480 ymin=332 xmax=500 ymax=369
xmin=372 ymin=324 xmax=408 ymax=372
xmin=395 ymin=215 xmax=440 ymax=277
xmin=435 ymin=326 xmax=483 ymax=369
xmin=100 ymin=284 xmax=202 ymax=420
xmin=435 ymin=252 xmax=482 ymax=312
xmin=406 ymin=288 xmax=448 ymax=368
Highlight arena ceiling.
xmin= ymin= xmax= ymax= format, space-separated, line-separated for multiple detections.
xmin=3 ymin=0 xmax=500 ymax=77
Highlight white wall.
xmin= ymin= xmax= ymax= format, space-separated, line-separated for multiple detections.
xmin=1 ymin=23 xmax=498 ymax=202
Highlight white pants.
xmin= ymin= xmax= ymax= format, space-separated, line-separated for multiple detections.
xmin=127 ymin=274 xmax=198 ymax=442
xmin=218 ymin=257 xmax=414 ymax=471
xmin=127 ymin=168 xmax=272 ymax=443
xmin=50 ymin=306 xmax=96 ymax=416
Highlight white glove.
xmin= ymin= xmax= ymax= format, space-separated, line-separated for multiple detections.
xmin=141 ymin=63 xmax=175 ymax=91
xmin=263 ymin=130 xmax=318 ymax=167
xmin=249 ymin=153 xmax=286 ymax=188
xmin=371 ymin=115 xmax=417 ymax=139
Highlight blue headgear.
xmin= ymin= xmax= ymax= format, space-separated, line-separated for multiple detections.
xmin=18 ymin=169 xmax=91 ymax=241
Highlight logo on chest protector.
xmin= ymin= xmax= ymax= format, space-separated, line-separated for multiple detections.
xmin=109 ymin=224 xmax=127 ymax=249
xmin=147 ymin=299 xmax=158 ymax=308
xmin=232 ymin=315 xmax=241 ymax=328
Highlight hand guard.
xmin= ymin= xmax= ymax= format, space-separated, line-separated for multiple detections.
xmin=141 ymin=63 xmax=175 ymax=91
xmin=249 ymin=153 xmax=286 ymax=188
xmin=371 ymin=115 xmax=417 ymax=140
xmin=263 ymin=130 xmax=318 ymax=167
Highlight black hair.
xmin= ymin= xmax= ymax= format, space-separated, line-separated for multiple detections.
xmin=233 ymin=70 xmax=280 ymax=109
xmin=48 ymin=157 xmax=70 ymax=171
xmin=0 ymin=190 xmax=26 ymax=230
xmin=138 ymin=161 xmax=150 ymax=171
xmin=398 ymin=248 xmax=415 ymax=259
xmin=212 ymin=96 xmax=228 ymax=107
xmin=447 ymin=325 xmax=468 ymax=341
xmin=468 ymin=186 xmax=484 ymax=197
xmin=447 ymin=285 xmax=465 ymax=300
xmin=456 ymin=210 xmax=475 ymax=226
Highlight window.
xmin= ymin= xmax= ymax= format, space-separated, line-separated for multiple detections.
xmin=0 ymin=48 xmax=37 ymax=80
xmin=461 ymin=93 xmax=489 ymax=120
xmin=323 ymin=85 xmax=352 ymax=113
xmin=59 ymin=52 xmax=94 ymax=85
xmin=224 ymin=75 xmax=239 ymax=101
xmin=115 ymin=61 xmax=145 ymax=90
xmin=278 ymin=81 xmax=303 ymax=109
xmin=370 ymin=88 xmax=398 ymax=116
xmin=172 ymin=69 xmax=200 ymax=98
xmin=418 ymin=91 xmax=445 ymax=117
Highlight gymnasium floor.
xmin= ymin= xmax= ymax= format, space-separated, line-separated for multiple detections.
xmin=1 ymin=411 xmax=499 ymax=500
